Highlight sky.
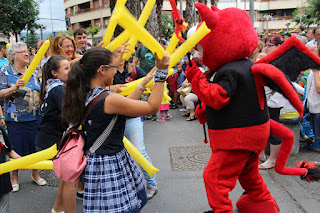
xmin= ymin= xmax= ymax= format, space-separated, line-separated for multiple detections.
xmin=36 ymin=0 xmax=67 ymax=33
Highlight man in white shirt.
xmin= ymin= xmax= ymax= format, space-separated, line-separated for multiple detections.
xmin=306 ymin=27 xmax=320 ymax=48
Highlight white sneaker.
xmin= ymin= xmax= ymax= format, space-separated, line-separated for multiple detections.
xmin=179 ymin=108 xmax=187 ymax=112
xmin=12 ymin=183 xmax=19 ymax=192
xmin=146 ymin=185 xmax=158 ymax=200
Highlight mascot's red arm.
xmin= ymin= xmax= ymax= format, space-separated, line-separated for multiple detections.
xmin=185 ymin=60 xmax=230 ymax=111
xmin=252 ymin=63 xmax=307 ymax=176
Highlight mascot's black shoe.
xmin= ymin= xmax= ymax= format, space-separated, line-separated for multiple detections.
xmin=203 ymin=211 xmax=214 ymax=213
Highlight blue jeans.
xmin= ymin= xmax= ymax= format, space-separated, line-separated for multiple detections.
xmin=310 ymin=113 xmax=320 ymax=142
xmin=125 ymin=117 xmax=157 ymax=186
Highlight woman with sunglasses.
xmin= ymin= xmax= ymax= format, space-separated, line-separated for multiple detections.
xmin=0 ymin=42 xmax=46 ymax=192
xmin=49 ymin=34 xmax=82 ymax=66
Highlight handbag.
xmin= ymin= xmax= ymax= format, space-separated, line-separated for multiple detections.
xmin=53 ymin=91 xmax=118 ymax=183
xmin=177 ymin=86 xmax=192 ymax=96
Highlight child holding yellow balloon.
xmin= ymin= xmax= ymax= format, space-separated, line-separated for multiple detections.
xmin=61 ymin=47 xmax=169 ymax=212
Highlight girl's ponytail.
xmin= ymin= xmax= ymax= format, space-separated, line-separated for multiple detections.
xmin=62 ymin=61 xmax=89 ymax=125
xmin=62 ymin=47 xmax=113 ymax=125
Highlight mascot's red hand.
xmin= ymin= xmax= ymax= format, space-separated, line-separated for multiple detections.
xmin=186 ymin=60 xmax=230 ymax=110
xmin=195 ymin=102 xmax=207 ymax=125
xmin=185 ymin=60 xmax=200 ymax=80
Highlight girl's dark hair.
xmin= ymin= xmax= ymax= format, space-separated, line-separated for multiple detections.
xmin=62 ymin=47 xmax=113 ymax=125
xmin=40 ymin=55 xmax=67 ymax=105
xmin=265 ymin=35 xmax=283 ymax=46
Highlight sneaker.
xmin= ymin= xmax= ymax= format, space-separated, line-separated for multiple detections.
xmin=170 ymin=104 xmax=178 ymax=109
xmin=165 ymin=114 xmax=172 ymax=120
xmin=76 ymin=191 xmax=84 ymax=200
xmin=179 ymin=108 xmax=187 ymax=112
xmin=157 ymin=117 xmax=166 ymax=122
xmin=151 ymin=114 xmax=158 ymax=121
xmin=146 ymin=185 xmax=158 ymax=200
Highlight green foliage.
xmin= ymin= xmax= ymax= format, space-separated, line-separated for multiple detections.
xmin=307 ymin=0 xmax=320 ymax=24
xmin=86 ymin=26 xmax=100 ymax=39
xmin=292 ymin=0 xmax=320 ymax=28
xmin=68 ymin=30 xmax=74 ymax=37
xmin=0 ymin=0 xmax=40 ymax=38
xmin=26 ymin=31 xmax=39 ymax=49
xmin=292 ymin=9 xmax=315 ymax=29
xmin=162 ymin=14 xmax=174 ymax=39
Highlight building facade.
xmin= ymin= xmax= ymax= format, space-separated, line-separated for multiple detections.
xmin=64 ymin=0 xmax=310 ymax=39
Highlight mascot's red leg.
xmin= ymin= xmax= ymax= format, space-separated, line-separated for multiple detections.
xmin=203 ymin=149 xmax=256 ymax=213
xmin=236 ymin=151 xmax=279 ymax=213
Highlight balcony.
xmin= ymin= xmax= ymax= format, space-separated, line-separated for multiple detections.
xmin=70 ymin=8 xmax=111 ymax=24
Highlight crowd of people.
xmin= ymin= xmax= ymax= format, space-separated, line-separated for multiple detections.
xmin=0 ymin=25 xmax=319 ymax=213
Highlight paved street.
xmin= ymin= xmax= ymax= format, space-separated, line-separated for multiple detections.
xmin=9 ymin=107 xmax=320 ymax=213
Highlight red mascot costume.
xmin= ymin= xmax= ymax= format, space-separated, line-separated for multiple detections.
xmin=185 ymin=3 xmax=320 ymax=213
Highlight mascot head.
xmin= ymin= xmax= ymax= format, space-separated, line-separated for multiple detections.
xmin=195 ymin=3 xmax=258 ymax=71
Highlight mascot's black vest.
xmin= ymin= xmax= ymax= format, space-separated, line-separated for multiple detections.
xmin=206 ymin=59 xmax=269 ymax=130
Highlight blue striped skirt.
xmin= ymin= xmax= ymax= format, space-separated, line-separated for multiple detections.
xmin=83 ymin=148 xmax=147 ymax=213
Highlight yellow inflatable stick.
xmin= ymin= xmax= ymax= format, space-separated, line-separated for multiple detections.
xmin=144 ymin=22 xmax=210 ymax=88
xmin=123 ymin=137 xmax=159 ymax=178
xmin=115 ymin=7 xmax=165 ymax=59
xmin=122 ymin=0 xmax=156 ymax=60
xmin=118 ymin=68 xmax=174 ymax=96
xmin=0 ymin=144 xmax=57 ymax=174
xmin=168 ymin=22 xmax=211 ymax=68
xmin=105 ymin=0 xmax=155 ymax=52
xmin=10 ymin=159 xmax=53 ymax=170
xmin=20 ymin=40 xmax=50 ymax=88
xmin=101 ymin=0 xmax=128 ymax=47
xmin=166 ymin=32 xmax=181 ymax=55
xmin=105 ymin=31 xmax=131 ymax=52
xmin=6 ymin=44 xmax=10 ymax=49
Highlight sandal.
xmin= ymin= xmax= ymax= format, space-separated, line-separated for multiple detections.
xmin=186 ymin=115 xmax=197 ymax=121
xmin=258 ymin=159 xmax=275 ymax=170
xmin=259 ymin=153 xmax=267 ymax=163
xmin=182 ymin=113 xmax=190 ymax=117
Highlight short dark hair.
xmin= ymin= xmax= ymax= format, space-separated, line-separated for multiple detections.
xmin=313 ymin=27 xmax=320 ymax=34
xmin=0 ymin=41 xmax=7 ymax=50
xmin=74 ymin=28 xmax=87 ymax=38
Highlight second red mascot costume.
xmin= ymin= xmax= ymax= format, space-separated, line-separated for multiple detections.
xmin=185 ymin=3 xmax=319 ymax=213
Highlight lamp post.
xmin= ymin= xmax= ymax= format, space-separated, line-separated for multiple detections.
xmin=263 ymin=15 xmax=272 ymax=36
xmin=285 ymin=23 xmax=290 ymax=32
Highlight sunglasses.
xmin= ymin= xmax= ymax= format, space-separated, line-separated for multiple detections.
xmin=265 ymin=44 xmax=275 ymax=48
xmin=103 ymin=65 xmax=118 ymax=69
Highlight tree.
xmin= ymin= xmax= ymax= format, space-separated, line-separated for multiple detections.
xmin=292 ymin=0 xmax=320 ymax=29
xmin=210 ymin=0 xmax=218 ymax=7
xmin=307 ymin=0 xmax=320 ymax=25
xmin=26 ymin=30 xmax=39 ymax=49
xmin=86 ymin=26 xmax=100 ymax=39
xmin=292 ymin=9 xmax=315 ymax=30
xmin=184 ymin=0 xmax=194 ymax=38
xmin=156 ymin=0 xmax=164 ymax=37
xmin=68 ymin=30 xmax=74 ymax=37
xmin=142 ymin=0 xmax=159 ymax=38
xmin=0 ymin=0 xmax=40 ymax=41
xmin=162 ymin=14 xmax=174 ymax=39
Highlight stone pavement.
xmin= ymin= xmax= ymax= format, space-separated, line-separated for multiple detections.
xmin=9 ymin=107 xmax=320 ymax=213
